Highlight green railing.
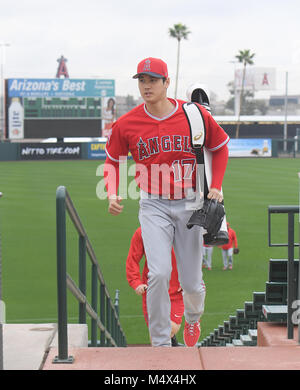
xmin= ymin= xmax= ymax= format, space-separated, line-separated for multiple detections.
xmin=53 ymin=186 xmax=126 ymax=364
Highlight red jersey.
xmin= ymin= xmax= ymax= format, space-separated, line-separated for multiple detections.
xmin=126 ymin=227 xmax=182 ymax=300
xmin=105 ymin=98 xmax=229 ymax=196
xmin=220 ymin=226 xmax=238 ymax=250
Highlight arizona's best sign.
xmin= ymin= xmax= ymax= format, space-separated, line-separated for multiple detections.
xmin=7 ymin=78 xmax=115 ymax=98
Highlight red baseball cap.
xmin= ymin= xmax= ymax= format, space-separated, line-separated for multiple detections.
xmin=132 ymin=57 xmax=168 ymax=79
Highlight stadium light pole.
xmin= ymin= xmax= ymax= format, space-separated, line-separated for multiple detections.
xmin=0 ymin=42 xmax=10 ymax=142
xmin=229 ymin=60 xmax=239 ymax=116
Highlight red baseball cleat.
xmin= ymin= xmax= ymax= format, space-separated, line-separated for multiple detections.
xmin=183 ymin=321 xmax=201 ymax=347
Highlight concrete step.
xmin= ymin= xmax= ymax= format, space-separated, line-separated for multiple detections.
xmin=240 ymin=334 xmax=256 ymax=346
xmin=257 ymin=322 xmax=299 ymax=346
xmin=43 ymin=344 xmax=300 ymax=370
xmin=232 ymin=339 xmax=243 ymax=346
xmin=2 ymin=323 xmax=88 ymax=370
xmin=248 ymin=329 xmax=257 ymax=340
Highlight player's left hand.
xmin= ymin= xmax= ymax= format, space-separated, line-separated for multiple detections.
xmin=207 ymin=188 xmax=223 ymax=202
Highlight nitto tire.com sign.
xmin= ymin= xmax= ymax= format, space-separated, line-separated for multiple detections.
xmin=19 ymin=143 xmax=82 ymax=160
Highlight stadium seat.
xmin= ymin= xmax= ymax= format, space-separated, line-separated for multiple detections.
xmin=244 ymin=301 xmax=261 ymax=327
xmin=208 ymin=332 xmax=219 ymax=346
xmin=268 ymin=259 xmax=287 ymax=282
xmin=265 ymin=281 xmax=287 ymax=305
xmin=252 ymin=292 xmax=266 ymax=311
xmin=268 ymin=259 xmax=299 ymax=283
xmin=213 ymin=329 xmax=226 ymax=346
xmin=200 ymin=258 xmax=298 ymax=348
xmin=228 ymin=316 xmax=243 ymax=339
xmin=262 ymin=304 xmax=287 ymax=322
xmin=223 ymin=320 xmax=235 ymax=342
xmin=217 ymin=325 xmax=232 ymax=344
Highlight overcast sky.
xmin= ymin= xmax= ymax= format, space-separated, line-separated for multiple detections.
xmin=1 ymin=0 xmax=300 ymax=102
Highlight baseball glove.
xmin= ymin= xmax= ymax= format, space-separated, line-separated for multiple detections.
xmin=203 ymin=231 xmax=229 ymax=246
xmin=186 ymin=198 xmax=225 ymax=236
xmin=233 ymin=248 xmax=240 ymax=254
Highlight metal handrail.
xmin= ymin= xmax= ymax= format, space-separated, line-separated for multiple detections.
xmin=268 ymin=205 xmax=300 ymax=343
xmin=53 ymin=186 xmax=126 ymax=364
xmin=66 ymin=275 xmax=117 ymax=346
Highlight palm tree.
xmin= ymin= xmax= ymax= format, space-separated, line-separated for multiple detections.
xmin=235 ymin=49 xmax=255 ymax=138
xmin=169 ymin=23 xmax=191 ymax=99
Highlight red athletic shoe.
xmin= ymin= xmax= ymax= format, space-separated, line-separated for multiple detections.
xmin=183 ymin=321 xmax=201 ymax=347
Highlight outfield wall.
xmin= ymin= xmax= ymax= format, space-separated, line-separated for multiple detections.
xmin=0 ymin=138 xmax=298 ymax=161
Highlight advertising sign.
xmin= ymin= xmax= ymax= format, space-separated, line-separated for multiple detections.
xmin=88 ymin=142 xmax=107 ymax=159
xmin=7 ymin=79 xmax=115 ymax=98
xmin=88 ymin=142 xmax=133 ymax=160
xmin=19 ymin=143 xmax=82 ymax=160
xmin=228 ymin=138 xmax=272 ymax=157
xmin=235 ymin=68 xmax=276 ymax=91
xmin=87 ymin=139 xmax=272 ymax=160
xmin=6 ymin=79 xmax=115 ymax=139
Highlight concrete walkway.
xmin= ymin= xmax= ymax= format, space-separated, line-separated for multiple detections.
xmin=43 ymin=344 xmax=300 ymax=370
xmin=2 ymin=323 xmax=88 ymax=370
xmin=2 ymin=322 xmax=300 ymax=370
xmin=43 ymin=322 xmax=300 ymax=370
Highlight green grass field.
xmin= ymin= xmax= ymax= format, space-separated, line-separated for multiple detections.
xmin=0 ymin=157 xmax=299 ymax=345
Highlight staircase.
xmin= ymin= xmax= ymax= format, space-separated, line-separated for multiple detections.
xmin=199 ymin=258 xmax=299 ymax=347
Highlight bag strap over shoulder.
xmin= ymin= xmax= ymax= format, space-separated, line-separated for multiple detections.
xmin=182 ymin=101 xmax=208 ymax=198
xmin=182 ymin=102 xmax=206 ymax=150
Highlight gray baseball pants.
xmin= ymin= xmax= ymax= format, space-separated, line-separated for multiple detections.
xmin=139 ymin=191 xmax=206 ymax=347
xmin=222 ymin=248 xmax=234 ymax=268
xmin=203 ymin=246 xmax=213 ymax=269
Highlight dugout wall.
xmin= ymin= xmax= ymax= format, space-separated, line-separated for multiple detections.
xmin=0 ymin=138 xmax=299 ymax=161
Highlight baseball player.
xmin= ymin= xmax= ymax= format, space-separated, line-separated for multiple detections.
xmin=126 ymin=227 xmax=184 ymax=346
xmin=203 ymin=244 xmax=213 ymax=270
xmin=219 ymin=222 xmax=239 ymax=270
xmin=104 ymin=57 xmax=229 ymax=347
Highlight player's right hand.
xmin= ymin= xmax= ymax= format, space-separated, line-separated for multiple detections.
xmin=135 ymin=284 xmax=148 ymax=295
xmin=108 ymin=195 xmax=124 ymax=215
xmin=207 ymin=187 xmax=223 ymax=202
